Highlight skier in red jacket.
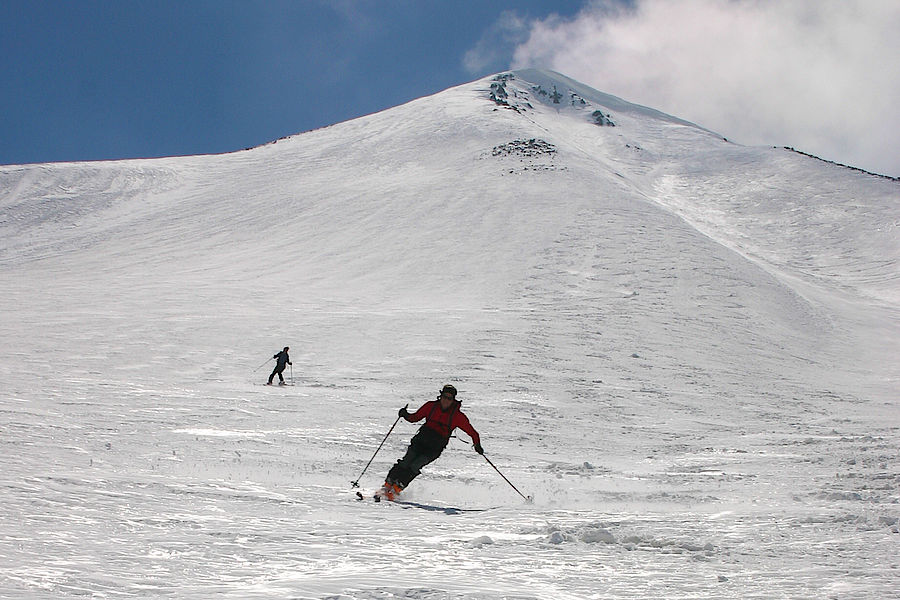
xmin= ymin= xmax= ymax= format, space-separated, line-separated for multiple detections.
xmin=376 ymin=384 xmax=483 ymax=501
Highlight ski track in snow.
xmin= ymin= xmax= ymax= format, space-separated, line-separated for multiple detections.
xmin=1 ymin=70 xmax=898 ymax=599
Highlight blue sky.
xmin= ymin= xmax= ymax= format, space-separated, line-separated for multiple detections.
xmin=0 ymin=1 xmax=588 ymax=165
xmin=3 ymin=1 xmax=897 ymax=175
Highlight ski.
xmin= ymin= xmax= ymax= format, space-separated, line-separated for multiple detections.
xmin=355 ymin=490 xmax=491 ymax=514
xmin=354 ymin=490 xmax=389 ymax=502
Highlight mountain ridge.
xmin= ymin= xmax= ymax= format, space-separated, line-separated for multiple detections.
xmin=2 ymin=70 xmax=896 ymax=311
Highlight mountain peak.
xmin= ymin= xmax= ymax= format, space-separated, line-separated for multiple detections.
xmin=485 ymin=68 xmax=713 ymax=133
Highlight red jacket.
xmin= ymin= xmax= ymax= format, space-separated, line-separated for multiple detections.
xmin=405 ymin=400 xmax=480 ymax=445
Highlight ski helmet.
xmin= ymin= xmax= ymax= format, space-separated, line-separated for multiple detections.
xmin=439 ymin=384 xmax=457 ymax=398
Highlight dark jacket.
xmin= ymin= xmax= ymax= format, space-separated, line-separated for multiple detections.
xmin=273 ymin=350 xmax=291 ymax=368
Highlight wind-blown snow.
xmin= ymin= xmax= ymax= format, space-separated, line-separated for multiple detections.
xmin=1 ymin=69 xmax=898 ymax=599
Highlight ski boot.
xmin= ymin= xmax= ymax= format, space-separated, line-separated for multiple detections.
xmin=374 ymin=482 xmax=403 ymax=502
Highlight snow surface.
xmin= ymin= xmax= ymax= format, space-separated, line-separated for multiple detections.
xmin=1 ymin=69 xmax=898 ymax=599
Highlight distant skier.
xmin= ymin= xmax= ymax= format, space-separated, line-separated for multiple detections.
xmin=376 ymin=384 xmax=483 ymax=501
xmin=267 ymin=347 xmax=292 ymax=385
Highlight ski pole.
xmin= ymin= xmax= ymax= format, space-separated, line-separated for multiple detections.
xmin=253 ymin=357 xmax=273 ymax=373
xmin=350 ymin=405 xmax=407 ymax=488
xmin=482 ymin=454 xmax=533 ymax=503
xmin=290 ymin=363 xmax=293 ymax=385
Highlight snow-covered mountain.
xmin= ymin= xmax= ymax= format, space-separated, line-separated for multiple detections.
xmin=1 ymin=69 xmax=897 ymax=599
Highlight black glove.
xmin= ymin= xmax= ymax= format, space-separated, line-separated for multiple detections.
xmin=398 ymin=405 xmax=410 ymax=419
xmin=474 ymin=443 xmax=484 ymax=455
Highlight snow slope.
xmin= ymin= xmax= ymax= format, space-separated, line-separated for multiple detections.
xmin=1 ymin=69 xmax=898 ymax=599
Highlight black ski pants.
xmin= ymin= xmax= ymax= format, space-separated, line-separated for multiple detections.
xmin=268 ymin=364 xmax=286 ymax=384
xmin=386 ymin=427 xmax=447 ymax=489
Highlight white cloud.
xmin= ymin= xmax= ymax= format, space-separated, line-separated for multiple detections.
xmin=463 ymin=11 xmax=532 ymax=75
xmin=507 ymin=0 xmax=900 ymax=176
